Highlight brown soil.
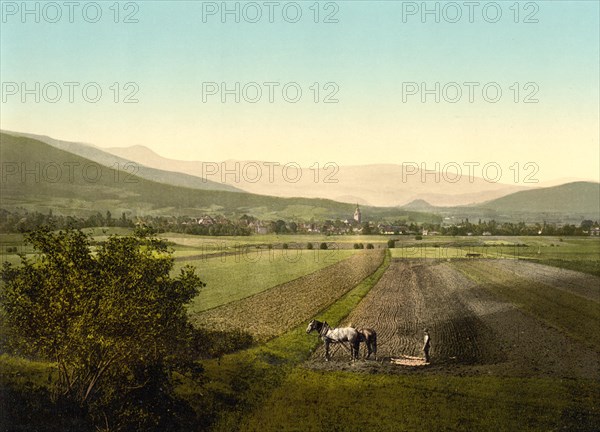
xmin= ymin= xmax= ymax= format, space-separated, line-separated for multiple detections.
xmin=193 ymin=250 xmax=384 ymax=341
xmin=307 ymin=259 xmax=599 ymax=379
xmin=491 ymin=259 xmax=600 ymax=302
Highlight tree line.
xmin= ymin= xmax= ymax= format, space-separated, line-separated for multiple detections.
xmin=1 ymin=209 xmax=597 ymax=237
xmin=420 ymin=219 xmax=599 ymax=236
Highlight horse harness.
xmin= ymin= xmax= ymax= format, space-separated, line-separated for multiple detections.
xmin=319 ymin=322 xmax=332 ymax=342
xmin=319 ymin=321 xmax=355 ymax=356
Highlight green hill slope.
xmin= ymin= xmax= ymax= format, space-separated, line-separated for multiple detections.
xmin=1 ymin=130 xmax=243 ymax=193
xmin=478 ymin=182 xmax=600 ymax=215
xmin=0 ymin=133 xmax=439 ymax=222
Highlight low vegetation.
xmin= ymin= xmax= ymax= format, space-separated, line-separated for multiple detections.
xmin=243 ymin=371 xmax=600 ymax=432
xmin=1 ymin=228 xmax=205 ymax=431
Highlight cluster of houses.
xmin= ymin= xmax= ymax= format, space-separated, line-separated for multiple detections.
xmin=173 ymin=204 xmax=440 ymax=236
xmin=177 ymin=205 xmax=374 ymax=235
xmin=163 ymin=204 xmax=600 ymax=237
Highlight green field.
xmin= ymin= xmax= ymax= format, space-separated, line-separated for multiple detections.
xmin=390 ymin=246 xmax=504 ymax=259
xmin=242 ymin=371 xmax=599 ymax=432
xmin=177 ymin=248 xmax=356 ymax=313
xmin=387 ymin=236 xmax=600 ymax=274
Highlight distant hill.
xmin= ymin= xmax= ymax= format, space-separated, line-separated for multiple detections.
xmin=477 ymin=182 xmax=600 ymax=216
xmin=104 ymin=145 xmax=528 ymax=207
xmin=394 ymin=182 xmax=599 ymax=224
xmin=401 ymin=199 xmax=436 ymax=211
xmin=1 ymin=130 xmax=243 ymax=193
xmin=0 ymin=133 xmax=439 ymax=223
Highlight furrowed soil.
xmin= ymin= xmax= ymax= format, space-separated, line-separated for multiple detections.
xmin=192 ymin=250 xmax=385 ymax=341
xmin=307 ymin=259 xmax=599 ymax=379
xmin=489 ymin=259 xmax=600 ymax=302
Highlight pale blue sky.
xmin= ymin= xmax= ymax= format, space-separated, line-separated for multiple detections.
xmin=1 ymin=1 xmax=598 ymax=181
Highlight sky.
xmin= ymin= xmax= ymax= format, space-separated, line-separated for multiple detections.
xmin=1 ymin=0 xmax=599 ymax=183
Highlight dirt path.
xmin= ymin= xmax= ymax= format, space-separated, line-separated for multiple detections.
xmin=307 ymin=259 xmax=599 ymax=379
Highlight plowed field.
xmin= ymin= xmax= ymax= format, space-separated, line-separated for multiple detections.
xmin=308 ymin=259 xmax=599 ymax=379
xmin=193 ymin=250 xmax=385 ymax=341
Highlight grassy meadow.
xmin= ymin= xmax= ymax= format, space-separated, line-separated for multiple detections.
xmin=242 ymin=371 xmax=599 ymax=432
xmin=176 ymin=248 xmax=356 ymax=313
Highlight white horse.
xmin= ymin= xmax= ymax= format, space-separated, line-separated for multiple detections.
xmin=306 ymin=319 xmax=360 ymax=361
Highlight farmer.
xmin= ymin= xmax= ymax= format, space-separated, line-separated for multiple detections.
xmin=423 ymin=328 xmax=431 ymax=363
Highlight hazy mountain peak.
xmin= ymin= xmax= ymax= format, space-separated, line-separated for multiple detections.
xmin=402 ymin=199 xmax=435 ymax=210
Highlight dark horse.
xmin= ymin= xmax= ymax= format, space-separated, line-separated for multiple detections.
xmin=356 ymin=328 xmax=377 ymax=360
xmin=306 ymin=319 xmax=360 ymax=361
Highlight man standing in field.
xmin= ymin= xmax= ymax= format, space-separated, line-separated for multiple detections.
xmin=423 ymin=328 xmax=431 ymax=363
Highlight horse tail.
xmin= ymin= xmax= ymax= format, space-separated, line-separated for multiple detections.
xmin=372 ymin=331 xmax=378 ymax=359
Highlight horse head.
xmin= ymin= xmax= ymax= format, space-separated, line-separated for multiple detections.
xmin=306 ymin=319 xmax=317 ymax=334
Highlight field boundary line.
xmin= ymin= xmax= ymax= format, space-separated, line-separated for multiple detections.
xmin=190 ymin=250 xmax=363 ymax=315
xmin=189 ymin=250 xmax=391 ymax=431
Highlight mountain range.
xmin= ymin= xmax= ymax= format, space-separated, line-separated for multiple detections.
xmin=104 ymin=144 xmax=528 ymax=207
xmin=1 ymin=130 xmax=598 ymax=223
xmin=3 ymin=131 xmax=242 ymax=194
xmin=0 ymin=132 xmax=438 ymax=222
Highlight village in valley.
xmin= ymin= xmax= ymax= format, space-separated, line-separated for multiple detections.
xmin=2 ymin=204 xmax=598 ymax=238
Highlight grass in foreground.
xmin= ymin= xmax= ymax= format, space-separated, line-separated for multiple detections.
xmin=242 ymin=370 xmax=600 ymax=432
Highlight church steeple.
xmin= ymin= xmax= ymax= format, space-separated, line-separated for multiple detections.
xmin=353 ymin=204 xmax=361 ymax=224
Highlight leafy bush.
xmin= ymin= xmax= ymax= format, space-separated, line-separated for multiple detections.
xmin=387 ymin=239 xmax=396 ymax=248
xmin=191 ymin=328 xmax=254 ymax=358
xmin=415 ymin=235 xmax=423 ymax=240
xmin=320 ymin=242 xmax=328 ymax=250
xmin=306 ymin=243 xmax=313 ymax=250
xmin=0 ymin=227 xmax=205 ymax=430
xmin=366 ymin=243 xmax=374 ymax=249
xmin=282 ymin=243 xmax=289 ymax=249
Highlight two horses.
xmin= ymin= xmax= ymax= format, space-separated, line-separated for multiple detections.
xmin=306 ymin=319 xmax=377 ymax=361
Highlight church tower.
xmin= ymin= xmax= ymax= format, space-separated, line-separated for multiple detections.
xmin=353 ymin=204 xmax=361 ymax=224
